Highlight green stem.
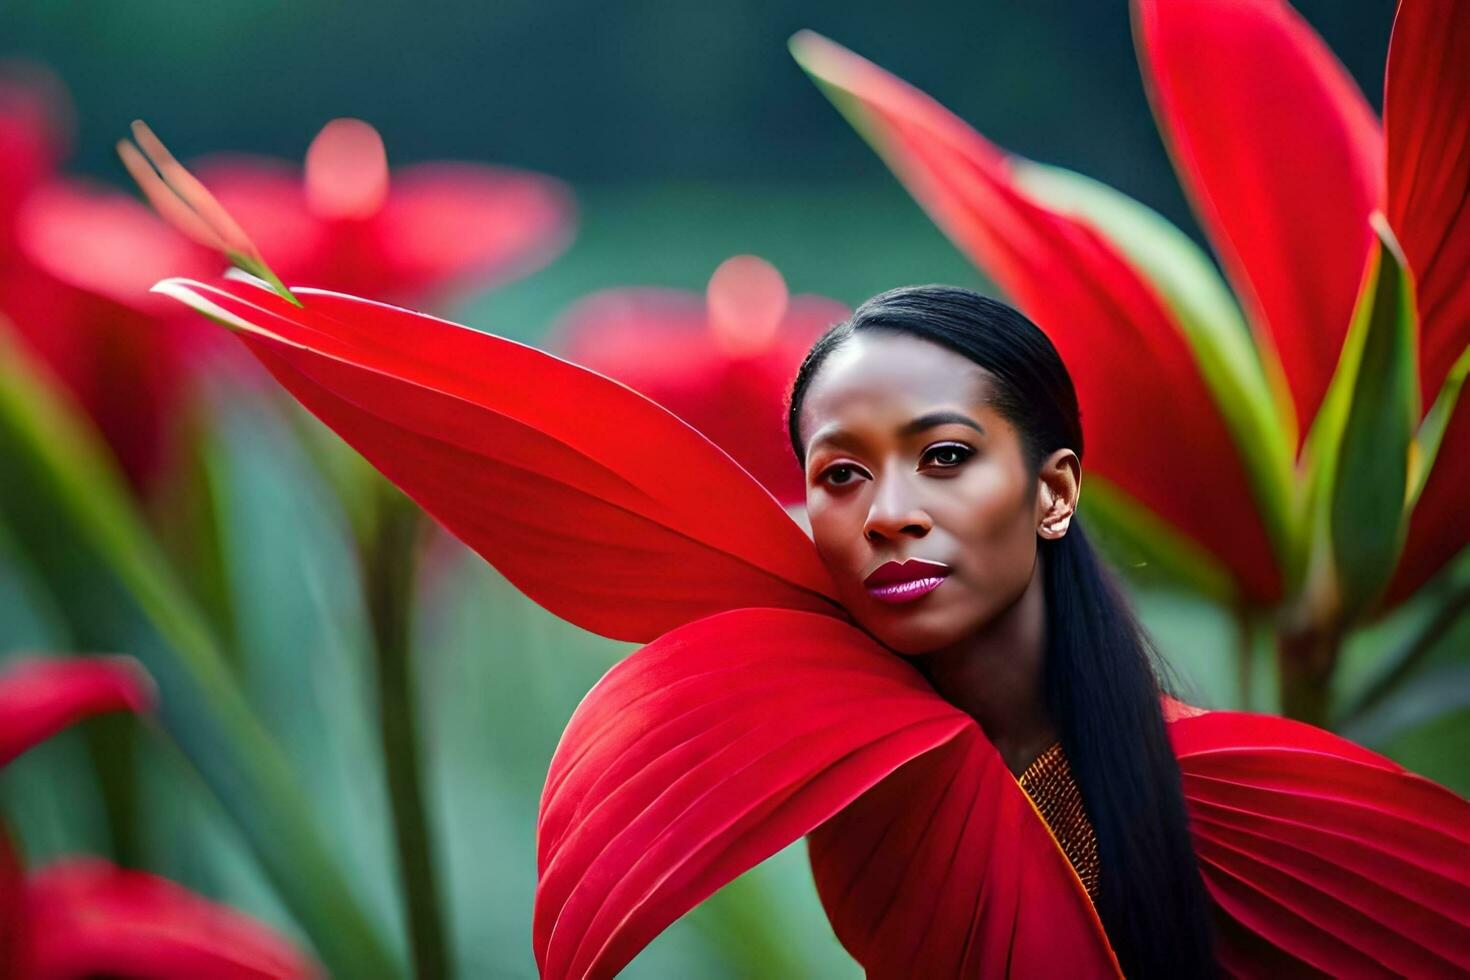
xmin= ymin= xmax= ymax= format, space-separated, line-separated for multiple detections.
xmin=1233 ymin=603 xmax=1254 ymax=710
xmin=84 ymin=715 xmax=139 ymax=867
xmin=365 ymin=490 xmax=449 ymax=980
xmin=1276 ymin=624 xmax=1343 ymax=727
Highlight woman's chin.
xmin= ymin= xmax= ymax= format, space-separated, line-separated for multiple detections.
xmin=854 ymin=604 xmax=969 ymax=658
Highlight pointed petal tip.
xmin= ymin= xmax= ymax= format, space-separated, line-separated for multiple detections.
xmin=149 ymin=278 xmax=256 ymax=333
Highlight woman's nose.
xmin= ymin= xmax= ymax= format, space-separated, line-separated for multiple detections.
xmin=863 ymin=476 xmax=932 ymax=543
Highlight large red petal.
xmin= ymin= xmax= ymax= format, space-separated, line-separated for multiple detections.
xmin=153 ymin=276 xmax=841 ymax=640
xmin=792 ymin=32 xmax=1279 ymax=603
xmin=533 ymin=608 xmax=982 ymax=979
xmin=808 ymin=726 xmax=1119 ymax=978
xmin=1169 ymin=709 xmax=1470 ymax=975
xmin=0 ymin=657 xmax=153 ymax=768
xmin=1385 ymin=0 xmax=1470 ymax=401
xmin=1380 ymin=0 xmax=1470 ymax=605
xmin=1134 ymin=0 xmax=1384 ymax=432
xmin=23 ymin=859 xmax=317 ymax=979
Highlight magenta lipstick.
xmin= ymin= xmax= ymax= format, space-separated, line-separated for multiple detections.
xmin=863 ymin=558 xmax=951 ymax=604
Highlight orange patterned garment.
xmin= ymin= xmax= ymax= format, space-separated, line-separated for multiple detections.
xmin=1018 ymin=742 xmax=1101 ymax=903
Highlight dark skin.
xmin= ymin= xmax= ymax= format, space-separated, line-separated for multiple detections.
xmin=798 ymin=332 xmax=1080 ymax=776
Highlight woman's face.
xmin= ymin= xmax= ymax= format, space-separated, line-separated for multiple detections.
xmin=798 ymin=331 xmax=1073 ymax=656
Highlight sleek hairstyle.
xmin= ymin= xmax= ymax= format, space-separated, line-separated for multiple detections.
xmin=786 ymin=285 xmax=1217 ymax=977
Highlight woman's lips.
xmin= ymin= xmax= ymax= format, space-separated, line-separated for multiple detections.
xmin=863 ymin=558 xmax=951 ymax=604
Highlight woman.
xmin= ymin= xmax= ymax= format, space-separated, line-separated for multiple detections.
xmin=786 ymin=284 xmax=1216 ymax=976
xmin=128 ymin=131 xmax=1469 ymax=977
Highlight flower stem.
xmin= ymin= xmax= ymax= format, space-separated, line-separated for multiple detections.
xmin=1276 ymin=624 xmax=1343 ymax=727
xmin=365 ymin=489 xmax=449 ymax=980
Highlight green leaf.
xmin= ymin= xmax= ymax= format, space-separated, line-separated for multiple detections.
xmin=1409 ymin=342 xmax=1470 ymax=508
xmin=0 ymin=330 xmax=400 ymax=978
xmin=1012 ymin=163 xmax=1300 ymax=588
xmin=1301 ymin=217 xmax=1419 ymax=620
xmin=1078 ymin=476 xmax=1238 ymax=605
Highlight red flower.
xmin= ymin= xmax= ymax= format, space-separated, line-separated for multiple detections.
xmin=789 ymin=1 xmax=1470 ymax=615
xmin=0 ymin=656 xmax=317 ymax=978
xmin=3 ymin=105 xmax=573 ymax=492
xmin=1 ymin=74 xmax=225 ymax=490
xmin=552 ymin=255 xmax=848 ymax=504
xmin=147 ymin=270 xmax=1470 ymax=977
xmin=189 ymin=117 xmax=574 ymax=308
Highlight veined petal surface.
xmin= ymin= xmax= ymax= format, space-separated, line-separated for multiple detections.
xmin=535 ymin=608 xmax=1115 ymax=979
xmin=152 ymin=276 xmax=841 ymax=641
xmin=1383 ymin=0 xmax=1470 ymax=604
xmin=1170 ymin=709 xmax=1470 ymax=976
xmin=808 ymin=726 xmax=1119 ymax=978
xmin=1134 ymin=0 xmax=1384 ymax=433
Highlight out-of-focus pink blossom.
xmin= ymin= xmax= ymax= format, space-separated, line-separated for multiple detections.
xmin=553 ymin=256 xmax=847 ymax=505
xmin=192 ymin=117 xmax=574 ymax=307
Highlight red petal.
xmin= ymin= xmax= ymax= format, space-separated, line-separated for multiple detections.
xmin=809 ymin=726 xmax=1118 ymax=978
xmin=1385 ymin=0 xmax=1470 ymax=402
xmin=533 ymin=608 xmax=976 ymax=979
xmin=555 ymin=282 xmax=847 ymax=505
xmin=1134 ymin=0 xmax=1384 ymax=432
xmin=1385 ymin=397 xmax=1469 ymax=604
xmin=1170 ymin=710 xmax=1470 ymax=975
xmin=1 ymin=831 xmax=22 ymax=970
xmin=24 ymin=859 xmax=317 ymax=979
xmin=153 ymin=277 xmax=841 ymax=640
xmin=303 ymin=119 xmax=387 ymax=221
xmin=0 ymin=657 xmax=153 ymax=768
xmin=1380 ymin=1 xmax=1470 ymax=605
xmin=791 ymin=32 xmax=1280 ymax=602
xmin=186 ymin=157 xmax=325 ymax=283
xmin=370 ymin=162 xmax=573 ymax=302
xmin=16 ymin=179 xmax=213 ymax=314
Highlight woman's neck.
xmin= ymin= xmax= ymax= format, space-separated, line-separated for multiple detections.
xmin=920 ymin=550 xmax=1055 ymax=777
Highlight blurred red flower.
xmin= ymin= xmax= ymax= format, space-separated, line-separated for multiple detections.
xmin=553 ymin=255 xmax=847 ymax=504
xmin=0 ymin=656 xmax=317 ymax=979
xmin=190 ymin=117 xmax=573 ymax=308
xmin=0 ymin=67 xmax=214 ymax=491
xmin=2 ymin=82 xmax=573 ymax=492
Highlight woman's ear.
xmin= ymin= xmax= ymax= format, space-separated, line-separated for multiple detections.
xmin=1036 ymin=449 xmax=1080 ymax=540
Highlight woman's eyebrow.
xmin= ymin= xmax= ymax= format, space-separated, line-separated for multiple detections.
xmin=898 ymin=410 xmax=985 ymax=437
xmin=807 ymin=410 xmax=985 ymax=455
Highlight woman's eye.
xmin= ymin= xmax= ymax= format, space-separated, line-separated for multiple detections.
xmin=922 ymin=444 xmax=973 ymax=468
xmin=820 ymin=464 xmax=864 ymax=487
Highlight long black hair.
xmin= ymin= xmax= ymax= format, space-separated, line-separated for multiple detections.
xmin=786 ymin=285 xmax=1217 ymax=977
